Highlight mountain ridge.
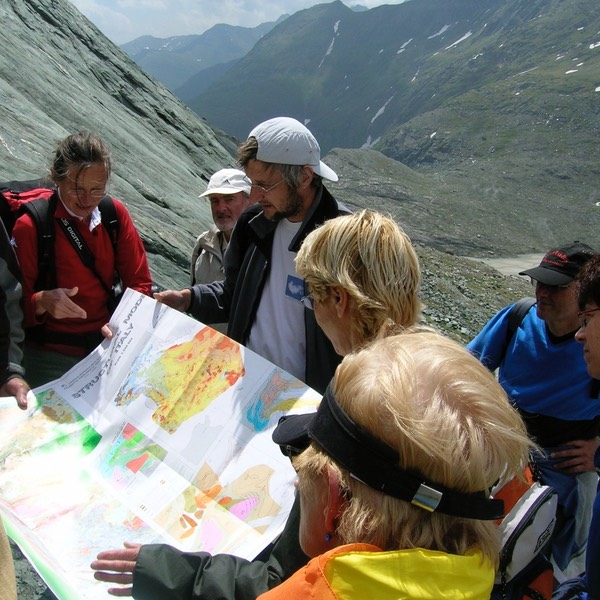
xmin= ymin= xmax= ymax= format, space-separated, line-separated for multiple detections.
xmin=184 ymin=0 xmax=600 ymax=258
xmin=120 ymin=19 xmax=283 ymax=91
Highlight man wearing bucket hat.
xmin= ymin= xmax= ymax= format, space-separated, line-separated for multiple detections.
xmin=156 ymin=116 xmax=348 ymax=393
xmin=190 ymin=169 xmax=251 ymax=333
xmin=190 ymin=168 xmax=252 ymax=287
xmin=468 ymin=241 xmax=600 ymax=580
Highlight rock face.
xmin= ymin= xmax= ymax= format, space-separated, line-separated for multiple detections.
xmin=0 ymin=0 xmax=238 ymax=290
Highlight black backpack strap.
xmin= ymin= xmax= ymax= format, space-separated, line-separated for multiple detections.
xmin=501 ymin=297 xmax=536 ymax=361
xmin=21 ymin=195 xmax=58 ymax=291
xmin=98 ymin=196 xmax=119 ymax=253
xmin=0 ymin=190 xmax=14 ymax=233
xmin=98 ymin=195 xmax=122 ymax=302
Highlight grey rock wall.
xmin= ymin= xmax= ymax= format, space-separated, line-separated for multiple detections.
xmin=0 ymin=0 xmax=238 ymax=290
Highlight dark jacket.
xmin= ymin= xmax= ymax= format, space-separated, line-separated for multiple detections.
xmin=0 ymin=220 xmax=25 ymax=385
xmin=187 ymin=185 xmax=349 ymax=394
xmin=133 ymin=496 xmax=306 ymax=600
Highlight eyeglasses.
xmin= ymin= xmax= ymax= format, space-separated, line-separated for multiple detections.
xmin=300 ymin=293 xmax=314 ymax=310
xmin=64 ymin=186 xmax=106 ymax=200
xmin=577 ymin=307 xmax=600 ymax=329
xmin=250 ymin=180 xmax=284 ymax=194
xmin=530 ymin=278 xmax=572 ymax=291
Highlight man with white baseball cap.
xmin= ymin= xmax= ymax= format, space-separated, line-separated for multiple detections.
xmin=191 ymin=168 xmax=251 ymax=287
xmin=157 ymin=116 xmax=348 ymax=393
xmin=189 ymin=168 xmax=251 ymax=333
xmin=96 ymin=120 xmax=349 ymax=596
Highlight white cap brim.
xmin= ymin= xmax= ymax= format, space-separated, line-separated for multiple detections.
xmin=198 ymin=186 xmax=248 ymax=197
xmin=313 ymin=161 xmax=338 ymax=182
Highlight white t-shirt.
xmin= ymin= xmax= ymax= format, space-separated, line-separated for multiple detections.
xmin=247 ymin=219 xmax=306 ymax=381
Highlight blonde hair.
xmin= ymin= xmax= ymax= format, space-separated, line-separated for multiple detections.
xmin=296 ymin=331 xmax=532 ymax=565
xmin=295 ymin=210 xmax=422 ymax=342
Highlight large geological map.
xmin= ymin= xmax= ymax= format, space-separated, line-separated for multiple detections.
xmin=0 ymin=290 xmax=321 ymax=599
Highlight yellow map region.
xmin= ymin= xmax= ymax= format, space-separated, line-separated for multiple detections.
xmin=141 ymin=327 xmax=245 ymax=433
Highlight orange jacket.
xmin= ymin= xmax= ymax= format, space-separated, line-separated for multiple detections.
xmin=258 ymin=543 xmax=495 ymax=600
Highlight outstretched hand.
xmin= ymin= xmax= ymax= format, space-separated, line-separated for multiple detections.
xmin=90 ymin=542 xmax=141 ymax=597
xmin=551 ymin=438 xmax=600 ymax=474
xmin=153 ymin=288 xmax=192 ymax=313
xmin=34 ymin=287 xmax=87 ymax=319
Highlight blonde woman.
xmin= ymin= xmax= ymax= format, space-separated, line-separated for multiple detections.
xmin=295 ymin=208 xmax=421 ymax=354
xmin=266 ymin=332 xmax=533 ymax=599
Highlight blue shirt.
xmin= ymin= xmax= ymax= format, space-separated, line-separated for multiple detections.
xmin=467 ymin=303 xmax=600 ymax=421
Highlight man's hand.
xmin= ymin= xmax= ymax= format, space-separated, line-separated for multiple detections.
xmin=551 ymin=438 xmax=600 ymax=474
xmin=153 ymin=288 xmax=192 ymax=313
xmin=90 ymin=542 xmax=141 ymax=597
xmin=34 ymin=287 xmax=87 ymax=319
xmin=0 ymin=377 xmax=31 ymax=410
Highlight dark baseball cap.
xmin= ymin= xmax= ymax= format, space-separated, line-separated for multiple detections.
xmin=519 ymin=241 xmax=596 ymax=286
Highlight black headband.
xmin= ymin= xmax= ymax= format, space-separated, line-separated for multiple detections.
xmin=306 ymin=385 xmax=505 ymax=520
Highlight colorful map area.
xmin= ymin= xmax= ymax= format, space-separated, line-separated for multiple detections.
xmin=0 ymin=389 xmax=100 ymax=467
xmin=97 ymin=423 xmax=167 ymax=490
xmin=115 ymin=327 xmax=245 ymax=433
xmin=0 ymin=292 xmax=320 ymax=597
xmin=246 ymin=369 xmax=318 ymax=431
xmin=153 ymin=461 xmax=281 ymax=551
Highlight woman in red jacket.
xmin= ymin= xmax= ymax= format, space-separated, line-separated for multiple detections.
xmin=12 ymin=131 xmax=152 ymax=387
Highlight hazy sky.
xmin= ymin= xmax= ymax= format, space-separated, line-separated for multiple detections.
xmin=69 ymin=0 xmax=408 ymax=45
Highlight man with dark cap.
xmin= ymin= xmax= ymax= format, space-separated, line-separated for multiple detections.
xmin=468 ymin=242 xmax=600 ymax=581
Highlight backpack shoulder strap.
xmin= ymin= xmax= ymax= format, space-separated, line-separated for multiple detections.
xmin=98 ymin=196 xmax=119 ymax=252
xmin=21 ymin=195 xmax=58 ymax=290
xmin=507 ymin=298 xmax=536 ymax=339
xmin=500 ymin=297 xmax=536 ymax=361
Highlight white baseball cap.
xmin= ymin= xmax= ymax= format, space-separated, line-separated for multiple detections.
xmin=248 ymin=117 xmax=338 ymax=182
xmin=199 ymin=168 xmax=251 ymax=197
